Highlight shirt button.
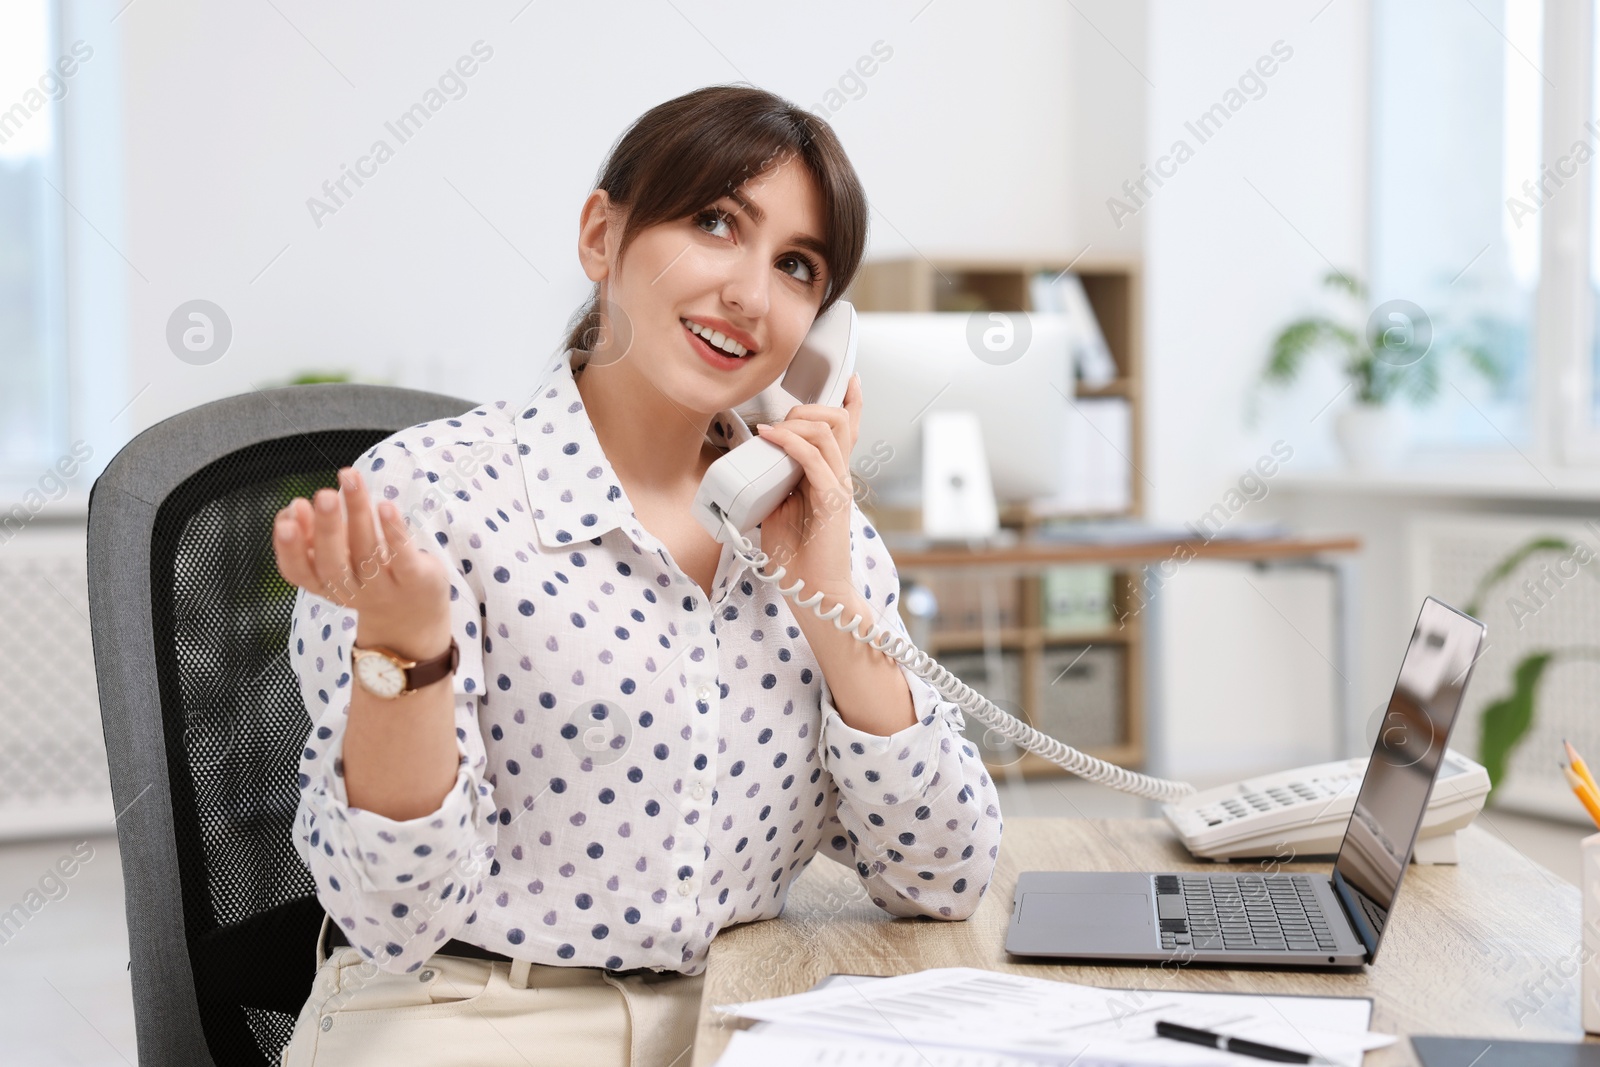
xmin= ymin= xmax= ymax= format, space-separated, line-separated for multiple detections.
xmin=677 ymin=882 xmax=692 ymax=897
xmin=697 ymin=685 xmax=711 ymax=701
xmin=691 ymin=783 xmax=706 ymax=800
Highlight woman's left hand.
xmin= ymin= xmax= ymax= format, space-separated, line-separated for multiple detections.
xmin=754 ymin=372 xmax=863 ymax=609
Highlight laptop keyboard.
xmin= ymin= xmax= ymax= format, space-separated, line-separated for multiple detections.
xmin=1155 ymin=874 xmax=1338 ymax=953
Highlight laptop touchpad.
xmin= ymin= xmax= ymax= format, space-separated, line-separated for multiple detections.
xmin=1020 ymin=892 xmax=1152 ymax=952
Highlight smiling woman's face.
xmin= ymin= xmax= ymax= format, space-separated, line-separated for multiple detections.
xmin=580 ymin=152 xmax=832 ymax=418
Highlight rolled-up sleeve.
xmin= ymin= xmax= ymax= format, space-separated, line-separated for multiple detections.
xmin=815 ymin=501 xmax=1004 ymax=920
xmin=288 ymin=437 xmax=499 ymax=974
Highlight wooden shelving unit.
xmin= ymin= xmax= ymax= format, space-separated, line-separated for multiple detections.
xmin=842 ymin=255 xmax=1149 ymax=778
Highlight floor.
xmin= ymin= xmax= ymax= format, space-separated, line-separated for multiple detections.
xmin=0 ymin=780 xmax=1589 ymax=1066
xmin=0 ymin=833 xmax=138 ymax=1066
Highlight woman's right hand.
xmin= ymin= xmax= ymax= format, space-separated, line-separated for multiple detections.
xmin=271 ymin=466 xmax=452 ymax=657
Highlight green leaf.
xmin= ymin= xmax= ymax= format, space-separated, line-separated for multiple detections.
xmin=1477 ymin=651 xmax=1554 ymax=795
xmin=1395 ymin=356 xmax=1441 ymax=406
xmin=1322 ymin=269 xmax=1366 ymax=300
xmin=1463 ymin=537 xmax=1577 ymax=617
xmin=1457 ymin=340 xmax=1505 ymax=388
xmin=1262 ymin=318 xmax=1361 ymax=387
xmin=1263 ymin=319 xmax=1329 ymax=382
xmin=1347 ymin=350 xmax=1381 ymax=403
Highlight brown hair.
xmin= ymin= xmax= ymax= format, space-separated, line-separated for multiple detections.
xmin=562 ymin=84 xmax=868 ymax=354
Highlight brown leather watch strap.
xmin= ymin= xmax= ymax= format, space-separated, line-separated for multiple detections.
xmin=405 ymin=638 xmax=460 ymax=692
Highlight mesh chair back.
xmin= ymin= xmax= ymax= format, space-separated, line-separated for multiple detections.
xmin=87 ymin=383 xmax=476 ymax=1066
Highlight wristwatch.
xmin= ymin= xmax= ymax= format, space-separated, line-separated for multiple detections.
xmin=351 ymin=638 xmax=460 ymax=699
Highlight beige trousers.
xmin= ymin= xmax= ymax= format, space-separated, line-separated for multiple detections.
xmin=280 ymin=916 xmax=704 ymax=1067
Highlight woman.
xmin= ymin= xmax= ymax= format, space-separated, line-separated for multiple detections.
xmin=271 ymin=83 xmax=1003 ymax=1067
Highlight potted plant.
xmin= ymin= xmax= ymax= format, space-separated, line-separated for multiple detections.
xmin=1462 ymin=534 xmax=1600 ymax=801
xmin=1255 ymin=271 xmax=1505 ymax=469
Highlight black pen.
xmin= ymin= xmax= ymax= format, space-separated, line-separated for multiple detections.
xmin=1154 ymin=1020 xmax=1332 ymax=1064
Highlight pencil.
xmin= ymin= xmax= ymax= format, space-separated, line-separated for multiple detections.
xmin=1564 ymin=739 xmax=1600 ymax=797
xmin=1561 ymin=763 xmax=1600 ymax=830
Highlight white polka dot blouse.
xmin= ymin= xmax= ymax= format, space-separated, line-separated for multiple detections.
xmin=288 ymin=346 xmax=1004 ymax=977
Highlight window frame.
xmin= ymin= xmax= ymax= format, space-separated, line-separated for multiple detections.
xmin=1556 ymin=0 xmax=1600 ymax=460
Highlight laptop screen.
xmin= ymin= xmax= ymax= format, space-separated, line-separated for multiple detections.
xmin=1332 ymin=597 xmax=1486 ymax=961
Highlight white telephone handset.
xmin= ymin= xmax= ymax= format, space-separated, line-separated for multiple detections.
xmin=693 ymin=300 xmax=859 ymax=543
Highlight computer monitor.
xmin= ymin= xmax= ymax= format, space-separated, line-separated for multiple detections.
xmin=848 ymin=312 xmax=1078 ymax=510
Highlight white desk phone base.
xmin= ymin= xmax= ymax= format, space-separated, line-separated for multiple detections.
xmin=689 ymin=300 xmax=1490 ymax=864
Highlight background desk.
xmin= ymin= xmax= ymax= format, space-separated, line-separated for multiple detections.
xmin=879 ymin=533 xmax=1363 ymax=780
xmin=693 ymin=816 xmax=1591 ymax=1065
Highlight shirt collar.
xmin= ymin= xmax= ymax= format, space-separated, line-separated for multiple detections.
xmin=513 ymin=347 xmax=756 ymax=551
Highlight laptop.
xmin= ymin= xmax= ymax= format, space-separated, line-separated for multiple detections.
xmin=1005 ymin=596 xmax=1487 ymax=970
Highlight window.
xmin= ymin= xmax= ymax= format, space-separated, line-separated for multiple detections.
xmin=1369 ymin=0 xmax=1542 ymax=455
xmin=0 ymin=0 xmax=68 ymax=480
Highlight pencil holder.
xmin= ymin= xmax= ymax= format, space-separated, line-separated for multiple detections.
xmin=1586 ymin=831 xmax=1600 ymax=1035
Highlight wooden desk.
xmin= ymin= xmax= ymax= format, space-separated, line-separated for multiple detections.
xmin=693 ymin=817 xmax=1592 ymax=1065
xmin=883 ymin=534 xmax=1362 ymax=570
xmin=880 ymin=531 xmax=1365 ymax=779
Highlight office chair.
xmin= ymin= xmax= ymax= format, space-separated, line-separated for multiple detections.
xmin=86 ymin=382 xmax=476 ymax=1066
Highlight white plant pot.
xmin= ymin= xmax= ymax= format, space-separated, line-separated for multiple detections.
xmin=1333 ymin=403 xmax=1409 ymax=471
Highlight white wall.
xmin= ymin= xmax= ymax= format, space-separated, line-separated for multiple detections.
xmin=64 ymin=0 xmax=1375 ymax=785
xmin=1140 ymin=0 xmax=1370 ymax=780
xmin=1064 ymin=0 xmax=1148 ymax=259
xmin=106 ymin=0 xmax=1087 ymax=437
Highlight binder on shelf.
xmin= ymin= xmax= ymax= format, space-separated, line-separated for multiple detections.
xmin=1041 ymin=565 xmax=1113 ymax=634
xmin=1029 ymin=270 xmax=1117 ymax=387
xmin=1035 ymin=396 xmax=1132 ymax=515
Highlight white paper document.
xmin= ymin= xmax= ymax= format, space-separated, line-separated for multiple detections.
xmin=719 ymin=1023 xmax=1218 ymax=1066
xmin=712 ymin=967 xmax=1395 ymax=1067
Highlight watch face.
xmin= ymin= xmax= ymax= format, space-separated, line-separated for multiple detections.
xmin=355 ymin=651 xmax=406 ymax=698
